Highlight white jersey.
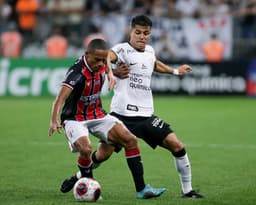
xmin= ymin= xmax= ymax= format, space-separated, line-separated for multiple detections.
xmin=110 ymin=42 xmax=156 ymax=117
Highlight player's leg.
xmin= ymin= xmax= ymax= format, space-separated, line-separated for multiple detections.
xmin=108 ymin=122 xmax=166 ymax=199
xmin=61 ymin=121 xmax=93 ymax=193
xmin=61 ymin=136 xmax=93 ymax=193
xmin=160 ymin=133 xmax=203 ymax=198
xmin=74 ymin=136 xmax=93 ymax=178
xmin=91 ymin=142 xmax=115 ymax=168
xmin=126 ymin=115 xmax=203 ymax=198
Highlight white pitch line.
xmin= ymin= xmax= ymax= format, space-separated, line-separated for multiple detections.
xmin=1 ymin=141 xmax=256 ymax=150
xmin=185 ymin=143 xmax=256 ymax=150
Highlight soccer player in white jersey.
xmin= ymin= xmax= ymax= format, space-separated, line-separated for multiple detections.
xmin=62 ymin=15 xmax=204 ymax=198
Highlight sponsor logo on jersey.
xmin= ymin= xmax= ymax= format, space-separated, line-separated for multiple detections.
xmin=80 ymin=93 xmax=100 ymax=105
xmin=129 ymin=73 xmax=151 ymax=91
xmin=127 ymin=104 xmax=138 ymax=112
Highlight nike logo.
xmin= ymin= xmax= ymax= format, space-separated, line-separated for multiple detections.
xmin=84 ymin=169 xmax=91 ymax=173
xmin=129 ymin=63 xmax=137 ymax=66
xmin=159 ymin=121 xmax=164 ymax=128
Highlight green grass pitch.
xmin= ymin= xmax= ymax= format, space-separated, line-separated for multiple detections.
xmin=0 ymin=96 xmax=255 ymax=205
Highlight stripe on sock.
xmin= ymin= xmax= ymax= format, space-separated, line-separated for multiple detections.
xmin=125 ymin=147 xmax=140 ymax=158
xmin=77 ymin=156 xmax=92 ymax=168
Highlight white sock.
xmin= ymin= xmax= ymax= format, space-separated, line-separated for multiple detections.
xmin=174 ymin=153 xmax=192 ymax=194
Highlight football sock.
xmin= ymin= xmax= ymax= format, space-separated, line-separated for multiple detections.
xmin=75 ymin=151 xmax=102 ymax=179
xmin=91 ymin=151 xmax=105 ymax=163
xmin=173 ymin=149 xmax=192 ymax=194
xmin=125 ymin=147 xmax=145 ymax=192
xmin=77 ymin=156 xmax=93 ymax=178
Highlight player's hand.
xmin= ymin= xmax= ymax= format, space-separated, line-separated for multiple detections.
xmin=178 ymin=64 xmax=192 ymax=75
xmin=48 ymin=121 xmax=62 ymax=136
xmin=113 ymin=63 xmax=130 ymax=79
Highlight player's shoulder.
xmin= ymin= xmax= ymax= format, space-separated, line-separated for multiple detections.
xmin=145 ymin=44 xmax=155 ymax=52
xmin=66 ymin=57 xmax=83 ymax=76
xmin=71 ymin=56 xmax=84 ymax=69
xmin=111 ymin=42 xmax=129 ymax=52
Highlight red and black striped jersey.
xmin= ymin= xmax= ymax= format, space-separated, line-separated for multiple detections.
xmin=60 ymin=56 xmax=107 ymax=122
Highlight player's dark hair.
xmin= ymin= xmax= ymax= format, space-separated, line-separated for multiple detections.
xmin=87 ymin=39 xmax=107 ymax=52
xmin=131 ymin=15 xmax=152 ymax=28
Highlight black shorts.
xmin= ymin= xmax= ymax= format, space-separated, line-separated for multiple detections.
xmin=110 ymin=112 xmax=173 ymax=149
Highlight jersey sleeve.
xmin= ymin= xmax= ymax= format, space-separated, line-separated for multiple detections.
xmin=148 ymin=45 xmax=157 ymax=62
xmin=111 ymin=43 xmax=126 ymax=64
xmin=62 ymin=59 xmax=83 ymax=89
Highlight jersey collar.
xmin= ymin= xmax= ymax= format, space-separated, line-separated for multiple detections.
xmin=83 ymin=55 xmax=93 ymax=73
xmin=128 ymin=42 xmax=145 ymax=52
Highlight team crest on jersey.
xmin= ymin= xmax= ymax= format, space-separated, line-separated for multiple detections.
xmin=142 ymin=64 xmax=148 ymax=69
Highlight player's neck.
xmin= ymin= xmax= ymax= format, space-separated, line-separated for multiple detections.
xmin=128 ymin=42 xmax=145 ymax=52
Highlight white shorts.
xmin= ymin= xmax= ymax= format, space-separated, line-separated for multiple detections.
xmin=63 ymin=114 xmax=122 ymax=152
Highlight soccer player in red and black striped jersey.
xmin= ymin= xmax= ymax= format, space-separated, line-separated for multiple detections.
xmin=48 ymin=39 xmax=166 ymax=199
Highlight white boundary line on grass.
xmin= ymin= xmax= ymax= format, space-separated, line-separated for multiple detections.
xmin=186 ymin=143 xmax=256 ymax=150
xmin=2 ymin=141 xmax=256 ymax=150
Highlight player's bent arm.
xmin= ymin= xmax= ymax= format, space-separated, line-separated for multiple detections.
xmin=112 ymin=63 xmax=130 ymax=79
xmin=107 ymin=50 xmax=130 ymax=79
xmin=106 ymin=68 xmax=116 ymax=91
xmin=106 ymin=50 xmax=118 ymax=69
xmin=48 ymin=86 xmax=72 ymax=136
xmin=109 ymin=50 xmax=118 ymax=64
xmin=105 ymin=50 xmax=117 ymax=91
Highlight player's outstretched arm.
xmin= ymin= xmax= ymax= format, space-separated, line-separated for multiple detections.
xmin=48 ymin=86 xmax=72 ymax=136
xmin=154 ymin=60 xmax=192 ymax=76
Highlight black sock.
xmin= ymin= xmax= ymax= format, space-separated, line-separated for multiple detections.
xmin=125 ymin=148 xmax=145 ymax=192
xmin=172 ymin=148 xmax=186 ymax=157
xmin=77 ymin=157 xmax=93 ymax=178
xmin=91 ymin=151 xmax=102 ymax=163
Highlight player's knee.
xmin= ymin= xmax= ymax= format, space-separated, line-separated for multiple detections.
xmin=110 ymin=123 xmax=138 ymax=148
xmin=162 ymin=133 xmax=184 ymax=152
xmin=76 ymin=141 xmax=92 ymax=157
xmin=80 ymin=145 xmax=92 ymax=157
xmin=121 ymin=131 xmax=138 ymax=148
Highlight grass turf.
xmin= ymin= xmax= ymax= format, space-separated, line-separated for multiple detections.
xmin=0 ymin=96 xmax=255 ymax=205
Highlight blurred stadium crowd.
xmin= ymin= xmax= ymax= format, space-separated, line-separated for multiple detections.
xmin=0 ymin=0 xmax=256 ymax=60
